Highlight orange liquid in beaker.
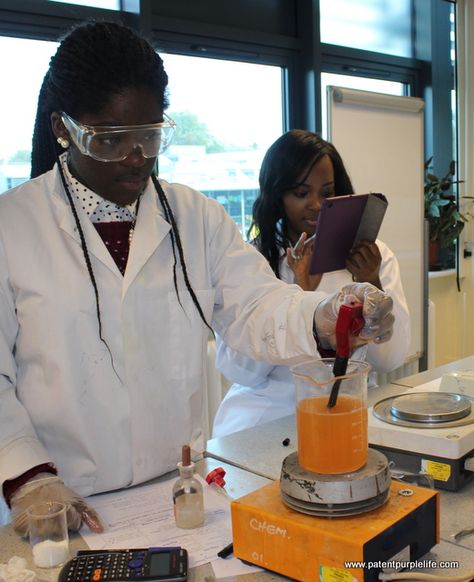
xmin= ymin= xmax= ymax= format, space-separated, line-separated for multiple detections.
xmin=297 ymin=394 xmax=368 ymax=474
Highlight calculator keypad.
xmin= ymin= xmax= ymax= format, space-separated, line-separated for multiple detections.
xmin=62 ymin=552 xmax=147 ymax=582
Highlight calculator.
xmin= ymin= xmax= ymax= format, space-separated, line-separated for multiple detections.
xmin=58 ymin=548 xmax=188 ymax=582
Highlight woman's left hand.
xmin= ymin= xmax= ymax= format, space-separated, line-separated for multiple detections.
xmin=346 ymin=240 xmax=383 ymax=290
xmin=287 ymin=234 xmax=322 ymax=291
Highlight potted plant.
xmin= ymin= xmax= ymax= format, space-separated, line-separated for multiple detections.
xmin=424 ymin=158 xmax=468 ymax=269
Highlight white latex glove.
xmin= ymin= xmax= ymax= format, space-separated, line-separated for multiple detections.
xmin=314 ymin=282 xmax=394 ymax=350
xmin=10 ymin=473 xmax=104 ymax=538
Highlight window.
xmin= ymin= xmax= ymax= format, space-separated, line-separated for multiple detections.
xmin=0 ymin=37 xmax=57 ymax=193
xmin=159 ymin=54 xmax=284 ymax=237
xmin=450 ymin=4 xmax=457 ymax=169
xmin=48 ymin=0 xmax=119 ymax=8
xmin=432 ymin=2 xmax=460 ymax=272
xmin=320 ymin=0 xmax=413 ymax=58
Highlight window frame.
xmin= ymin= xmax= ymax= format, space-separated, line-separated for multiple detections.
xmin=0 ymin=0 xmax=126 ymax=40
xmin=0 ymin=0 xmax=454 ymax=200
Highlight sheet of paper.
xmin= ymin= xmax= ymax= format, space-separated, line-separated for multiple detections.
xmin=81 ymin=475 xmax=232 ymax=569
xmin=211 ymin=556 xmax=261 ymax=578
xmin=81 ymin=476 xmax=262 ymax=576
xmin=409 ymin=378 xmax=441 ymax=392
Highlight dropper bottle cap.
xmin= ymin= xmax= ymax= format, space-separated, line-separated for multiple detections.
xmin=178 ymin=444 xmax=194 ymax=478
xmin=182 ymin=445 xmax=191 ymax=465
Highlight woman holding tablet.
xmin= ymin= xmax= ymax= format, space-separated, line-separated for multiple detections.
xmin=212 ymin=130 xmax=410 ymax=438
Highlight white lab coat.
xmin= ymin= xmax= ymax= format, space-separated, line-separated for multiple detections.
xmin=0 ymin=165 xmax=333 ymax=497
xmin=212 ymin=241 xmax=410 ymax=438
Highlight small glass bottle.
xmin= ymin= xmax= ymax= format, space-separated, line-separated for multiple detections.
xmin=172 ymin=445 xmax=204 ymax=529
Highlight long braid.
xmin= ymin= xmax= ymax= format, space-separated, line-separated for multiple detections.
xmin=152 ymin=175 xmax=213 ymax=333
xmin=152 ymin=176 xmax=182 ymax=308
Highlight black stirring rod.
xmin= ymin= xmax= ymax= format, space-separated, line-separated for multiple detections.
xmin=327 ymin=303 xmax=364 ymax=408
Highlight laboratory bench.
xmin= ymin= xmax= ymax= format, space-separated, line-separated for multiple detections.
xmin=2 ymin=363 xmax=474 ymax=580
xmin=391 ymin=355 xmax=474 ymax=389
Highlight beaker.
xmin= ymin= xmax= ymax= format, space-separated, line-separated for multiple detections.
xmin=27 ymin=501 xmax=69 ymax=568
xmin=291 ymin=358 xmax=370 ymax=474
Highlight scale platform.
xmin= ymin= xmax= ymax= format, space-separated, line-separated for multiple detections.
xmin=369 ymin=380 xmax=474 ymax=491
xmin=232 ymin=479 xmax=438 ymax=582
xmin=280 ymin=448 xmax=391 ymax=517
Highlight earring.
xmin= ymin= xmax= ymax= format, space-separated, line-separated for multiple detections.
xmin=57 ymin=137 xmax=70 ymax=149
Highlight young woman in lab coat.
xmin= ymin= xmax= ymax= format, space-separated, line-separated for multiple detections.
xmin=0 ymin=24 xmax=395 ymax=536
xmin=212 ymin=130 xmax=411 ymax=438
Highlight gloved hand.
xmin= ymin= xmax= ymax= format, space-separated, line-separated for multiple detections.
xmin=10 ymin=473 xmax=104 ymax=538
xmin=314 ymin=282 xmax=394 ymax=350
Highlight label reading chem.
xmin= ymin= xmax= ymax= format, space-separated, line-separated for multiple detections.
xmin=249 ymin=518 xmax=288 ymax=537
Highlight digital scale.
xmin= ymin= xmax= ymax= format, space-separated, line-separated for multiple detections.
xmin=368 ymin=373 xmax=474 ymax=491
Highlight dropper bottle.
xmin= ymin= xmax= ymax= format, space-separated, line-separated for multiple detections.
xmin=172 ymin=445 xmax=204 ymax=529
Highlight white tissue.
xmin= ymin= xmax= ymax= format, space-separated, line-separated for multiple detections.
xmin=0 ymin=557 xmax=37 ymax=582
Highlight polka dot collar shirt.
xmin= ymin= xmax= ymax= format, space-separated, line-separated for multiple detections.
xmin=59 ymin=153 xmax=139 ymax=223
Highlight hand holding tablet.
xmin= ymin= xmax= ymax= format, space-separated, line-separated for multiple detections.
xmin=309 ymin=193 xmax=388 ymax=275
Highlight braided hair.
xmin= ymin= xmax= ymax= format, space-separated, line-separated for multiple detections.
xmin=250 ymin=129 xmax=354 ymax=278
xmin=31 ymin=20 xmax=211 ymax=360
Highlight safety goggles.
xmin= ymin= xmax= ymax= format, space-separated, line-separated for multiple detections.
xmin=61 ymin=112 xmax=176 ymax=162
